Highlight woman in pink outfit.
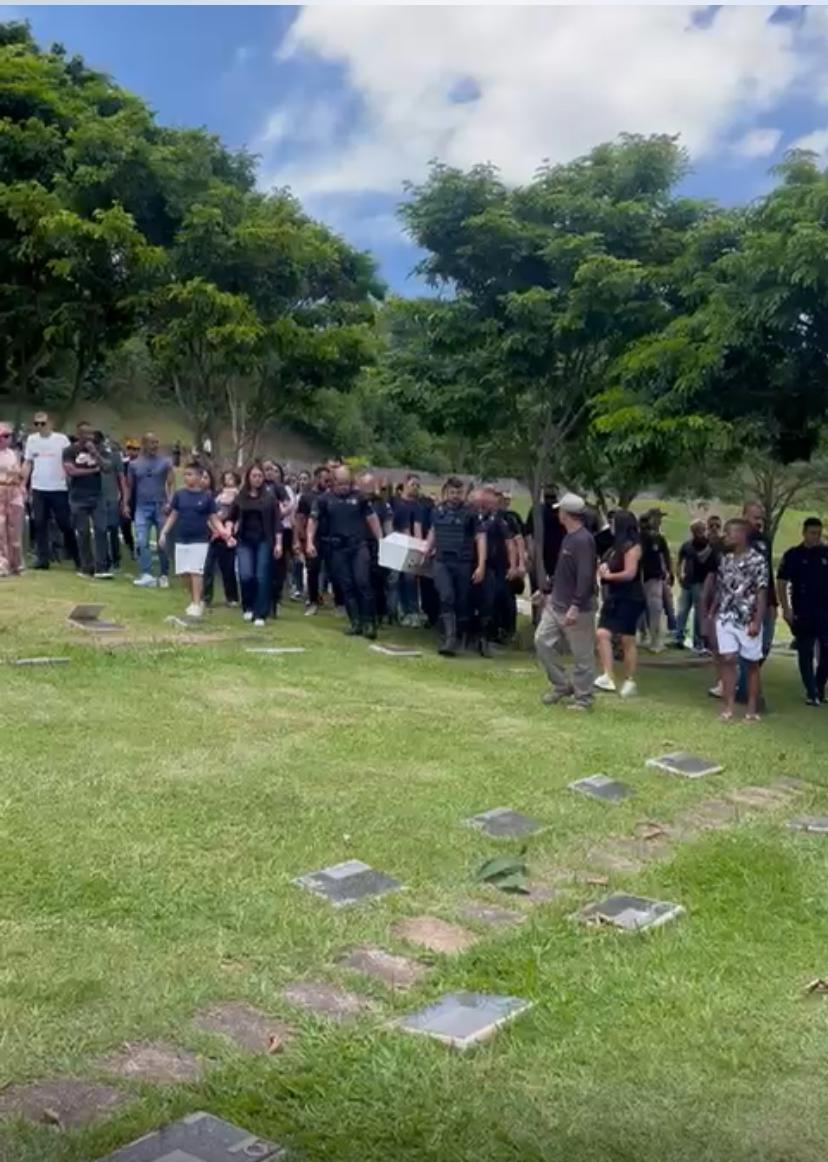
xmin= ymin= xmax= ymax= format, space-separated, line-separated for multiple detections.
xmin=0 ymin=424 xmax=25 ymax=576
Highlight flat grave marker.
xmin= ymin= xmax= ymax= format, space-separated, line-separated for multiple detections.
xmin=94 ymin=1111 xmax=285 ymax=1161
xmin=67 ymin=603 xmax=123 ymax=633
xmin=293 ymin=859 xmax=402 ymax=908
xmin=569 ymin=775 xmax=634 ymax=803
xmin=466 ymin=807 xmax=545 ymax=839
xmin=577 ymin=892 xmax=684 ymax=932
xmin=13 ymin=656 xmax=70 ymax=666
xmin=646 ymin=752 xmax=723 ymax=779
xmin=245 ymin=647 xmax=306 ymax=655
xmin=394 ymin=992 xmax=532 ymax=1050
xmin=369 ymin=643 xmax=422 ymax=657
xmin=788 ymin=816 xmax=828 ymax=835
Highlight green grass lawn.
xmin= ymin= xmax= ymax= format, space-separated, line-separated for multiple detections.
xmin=1 ymin=567 xmax=827 ymax=1162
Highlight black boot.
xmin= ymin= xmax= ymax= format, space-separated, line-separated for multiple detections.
xmin=438 ymin=613 xmax=458 ymax=656
xmin=478 ymin=626 xmax=494 ymax=658
xmin=363 ymin=619 xmax=377 ymax=640
xmin=344 ymin=598 xmax=362 ymax=635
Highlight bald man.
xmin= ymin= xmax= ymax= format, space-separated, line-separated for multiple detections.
xmin=306 ymin=466 xmax=382 ymax=637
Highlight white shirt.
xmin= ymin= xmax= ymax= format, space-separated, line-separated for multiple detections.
xmin=24 ymin=431 xmax=69 ymax=492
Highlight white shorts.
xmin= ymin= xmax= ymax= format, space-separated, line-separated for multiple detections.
xmin=175 ymin=542 xmax=208 ymax=575
xmin=715 ymin=618 xmax=763 ymax=661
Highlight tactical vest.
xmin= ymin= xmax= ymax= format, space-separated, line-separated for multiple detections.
xmin=433 ymin=503 xmax=475 ymax=562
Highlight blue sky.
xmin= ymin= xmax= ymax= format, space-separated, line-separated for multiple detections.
xmin=13 ymin=5 xmax=828 ymax=293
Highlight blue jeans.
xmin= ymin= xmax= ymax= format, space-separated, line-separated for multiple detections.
xmin=675 ymin=583 xmax=702 ymax=647
xmin=737 ymin=609 xmax=775 ymax=701
xmin=390 ymin=571 xmax=419 ymax=619
xmin=237 ymin=539 xmax=272 ymax=620
xmin=135 ymin=501 xmax=169 ymax=577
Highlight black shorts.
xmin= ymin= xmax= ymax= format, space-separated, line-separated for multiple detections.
xmin=599 ymin=595 xmax=646 ymax=637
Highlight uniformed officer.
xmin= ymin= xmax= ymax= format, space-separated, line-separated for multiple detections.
xmin=307 ymin=466 xmax=382 ymax=637
xmin=776 ymin=517 xmax=828 ymax=704
xmin=421 ymin=476 xmax=486 ymax=656
xmin=296 ymin=465 xmax=330 ymax=616
xmin=473 ymin=484 xmax=516 ymax=654
xmin=357 ymin=470 xmax=391 ymax=626
xmin=500 ymin=489 xmax=526 ymax=641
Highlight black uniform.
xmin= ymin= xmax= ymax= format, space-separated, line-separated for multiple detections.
xmin=312 ymin=489 xmax=377 ymax=632
xmin=473 ymin=511 xmax=515 ymax=642
xmin=432 ymin=501 xmax=481 ymax=636
xmin=417 ymin=496 xmax=438 ymax=626
xmin=777 ymin=541 xmax=828 ymax=701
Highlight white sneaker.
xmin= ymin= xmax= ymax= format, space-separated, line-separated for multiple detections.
xmin=184 ymin=602 xmax=199 ymax=618
xmin=243 ymin=611 xmax=254 ymax=622
xmin=594 ymin=674 xmax=617 ymax=693
xmin=253 ymin=618 xmax=265 ymax=627
xmin=708 ymin=682 xmax=723 ymax=699
xmin=158 ymin=575 xmax=170 ymax=590
xmin=304 ymin=604 xmax=318 ymax=617
xmin=191 ymin=603 xmax=204 ymax=619
xmin=133 ymin=574 xmax=156 ymax=588
xmin=620 ymin=679 xmax=638 ymax=698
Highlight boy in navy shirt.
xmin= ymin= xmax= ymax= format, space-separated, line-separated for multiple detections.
xmin=159 ymin=463 xmax=226 ymax=618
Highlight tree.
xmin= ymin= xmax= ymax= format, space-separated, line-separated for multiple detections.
xmin=395 ymin=136 xmax=710 ymax=563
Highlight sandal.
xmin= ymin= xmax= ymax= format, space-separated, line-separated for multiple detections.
xmin=718 ymin=710 xmax=734 ymax=722
xmin=744 ymin=713 xmax=762 ymax=723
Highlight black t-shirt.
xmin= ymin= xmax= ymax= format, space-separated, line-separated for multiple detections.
xmin=482 ymin=511 xmax=514 ymax=572
xmin=502 ymin=510 xmax=524 ymax=538
xmin=230 ymin=492 xmax=280 ymax=546
xmin=62 ymin=441 xmax=103 ymax=500
xmin=640 ymin=531 xmax=669 ymax=582
xmin=601 ymin=542 xmax=644 ymax=603
xmin=679 ymin=537 xmax=718 ymax=586
xmin=391 ymin=496 xmax=421 ymax=534
xmin=374 ymin=499 xmax=393 ymax=531
xmin=747 ymin=528 xmax=777 ymax=607
xmin=777 ymin=543 xmax=828 ymax=619
xmin=525 ymin=504 xmax=565 ymax=578
xmin=313 ymin=489 xmax=374 ymax=541
xmin=419 ymin=496 xmax=435 ymax=535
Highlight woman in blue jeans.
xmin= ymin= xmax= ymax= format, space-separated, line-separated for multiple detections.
xmin=229 ymin=463 xmax=283 ymax=627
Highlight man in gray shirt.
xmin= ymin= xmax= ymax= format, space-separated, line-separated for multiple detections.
xmin=128 ymin=431 xmax=174 ymax=588
xmin=534 ymin=492 xmax=597 ymax=710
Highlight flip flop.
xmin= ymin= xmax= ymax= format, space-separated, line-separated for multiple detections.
xmin=744 ymin=713 xmax=762 ymax=723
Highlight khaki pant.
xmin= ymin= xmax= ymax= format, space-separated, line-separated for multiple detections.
xmin=535 ymin=603 xmax=596 ymax=706
xmin=643 ymin=577 xmax=665 ymax=650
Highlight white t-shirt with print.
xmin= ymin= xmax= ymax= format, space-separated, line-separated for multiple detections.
xmin=24 ymin=431 xmax=70 ymax=492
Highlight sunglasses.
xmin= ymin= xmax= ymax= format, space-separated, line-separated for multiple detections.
xmin=33 ymin=420 xmax=47 ymax=427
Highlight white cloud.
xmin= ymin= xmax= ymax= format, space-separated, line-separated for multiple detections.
xmin=259 ymin=6 xmax=828 ymax=199
xmin=790 ymin=127 xmax=828 ymax=161
xmin=732 ymin=127 xmax=783 ymax=159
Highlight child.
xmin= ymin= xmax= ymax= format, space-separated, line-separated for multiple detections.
xmin=204 ymin=470 xmax=240 ymax=607
xmin=159 ymin=462 xmax=226 ymax=618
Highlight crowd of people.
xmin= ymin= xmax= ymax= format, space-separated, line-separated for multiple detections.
xmin=2 ymin=413 xmax=827 ymax=719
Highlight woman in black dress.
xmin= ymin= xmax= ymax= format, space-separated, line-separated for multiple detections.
xmin=595 ymin=509 xmax=645 ymax=697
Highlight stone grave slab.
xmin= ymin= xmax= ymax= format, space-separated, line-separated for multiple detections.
xmin=392 ymin=916 xmax=478 ymax=954
xmin=0 ymin=1079 xmax=126 ymax=1129
xmin=569 ymin=775 xmax=634 ymax=803
xmin=788 ymin=816 xmax=828 ymax=835
xmin=99 ymin=1043 xmax=203 ymax=1085
xmin=394 ymin=992 xmax=532 ymax=1050
xmin=293 ymin=859 xmax=402 ymax=908
xmin=67 ymin=603 xmax=123 ymax=633
xmin=245 ymin=647 xmax=306 ymax=655
xmin=282 ymin=981 xmax=374 ymax=1022
xmin=94 ymin=1111 xmax=285 ymax=1161
xmin=645 ymin=752 xmax=723 ymax=779
xmin=13 ymin=656 xmax=70 ymax=666
xmin=459 ymin=902 xmax=525 ymax=928
xmin=369 ymin=643 xmax=422 ymax=657
xmin=340 ymin=946 xmax=428 ymax=989
xmin=577 ymin=892 xmax=684 ymax=932
xmin=193 ymin=1002 xmax=292 ymax=1054
xmin=465 ymin=807 xmax=545 ymax=839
